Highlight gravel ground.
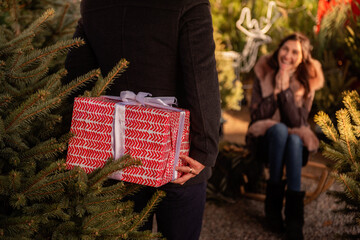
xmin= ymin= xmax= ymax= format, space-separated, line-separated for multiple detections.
xmin=200 ymin=181 xmax=359 ymax=240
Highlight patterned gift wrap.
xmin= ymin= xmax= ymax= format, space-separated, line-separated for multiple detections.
xmin=66 ymin=96 xmax=190 ymax=187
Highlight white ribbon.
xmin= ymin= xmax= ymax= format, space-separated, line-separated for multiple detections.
xmin=107 ymin=91 xmax=186 ymax=182
xmin=105 ymin=91 xmax=178 ymax=110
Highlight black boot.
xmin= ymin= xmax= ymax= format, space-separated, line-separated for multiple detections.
xmin=285 ymin=190 xmax=305 ymax=240
xmin=264 ymin=180 xmax=286 ymax=233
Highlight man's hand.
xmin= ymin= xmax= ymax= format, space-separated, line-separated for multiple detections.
xmin=172 ymin=155 xmax=205 ymax=185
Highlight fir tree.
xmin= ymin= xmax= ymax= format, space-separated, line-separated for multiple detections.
xmin=1 ymin=0 xmax=81 ymax=74
xmin=314 ymin=90 xmax=360 ymax=238
xmin=0 ymin=9 xmax=164 ymax=239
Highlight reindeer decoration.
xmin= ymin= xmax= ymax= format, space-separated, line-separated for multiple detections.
xmin=236 ymin=1 xmax=277 ymax=73
xmin=218 ymin=1 xmax=278 ymax=78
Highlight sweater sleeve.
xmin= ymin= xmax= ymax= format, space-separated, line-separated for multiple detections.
xmin=178 ymin=3 xmax=221 ymax=167
xmin=249 ymin=76 xmax=277 ymax=123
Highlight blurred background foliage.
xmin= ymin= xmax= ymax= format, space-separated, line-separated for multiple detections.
xmin=210 ymin=0 xmax=360 ymax=116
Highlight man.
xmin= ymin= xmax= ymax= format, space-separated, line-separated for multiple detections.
xmin=64 ymin=1 xmax=221 ymax=239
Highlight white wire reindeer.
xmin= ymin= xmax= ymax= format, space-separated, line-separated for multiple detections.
xmin=236 ymin=1 xmax=277 ymax=73
xmin=218 ymin=1 xmax=278 ymax=76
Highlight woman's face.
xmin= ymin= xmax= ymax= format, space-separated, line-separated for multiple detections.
xmin=277 ymin=40 xmax=303 ymax=72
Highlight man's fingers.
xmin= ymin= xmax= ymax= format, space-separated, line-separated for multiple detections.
xmin=172 ymin=155 xmax=205 ymax=185
xmin=176 ymin=165 xmax=197 ymax=175
xmin=172 ymin=173 xmax=193 ymax=185
xmin=179 ymin=155 xmax=196 ymax=165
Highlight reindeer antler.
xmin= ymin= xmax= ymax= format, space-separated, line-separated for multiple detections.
xmin=236 ymin=1 xmax=277 ymax=39
xmin=234 ymin=1 xmax=278 ymax=73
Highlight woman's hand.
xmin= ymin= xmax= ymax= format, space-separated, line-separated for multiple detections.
xmin=172 ymin=155 xmax=205 ymax=185
xmin=274 ymin=68 xmax=291 ymax=94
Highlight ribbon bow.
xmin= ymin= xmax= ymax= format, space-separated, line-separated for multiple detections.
xmin=119 ymin=91 xmax=178 ymax=109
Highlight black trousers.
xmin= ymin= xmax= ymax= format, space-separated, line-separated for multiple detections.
xmin=129 ymin=182 xmax=207 ymax=240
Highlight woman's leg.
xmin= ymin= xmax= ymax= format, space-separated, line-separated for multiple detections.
xmin=284 ymin=134 xmax=303 ymax=191
xmin=264 ymin=123 xmax=288 ymax=233
xmin=284 ymin=134 xmax=305 ymax=240
xmin=266 ymin=123 xmax=288 ymax=183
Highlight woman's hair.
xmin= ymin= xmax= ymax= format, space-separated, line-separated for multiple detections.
xmin=267 ymin=32 xmax=317 ymax=97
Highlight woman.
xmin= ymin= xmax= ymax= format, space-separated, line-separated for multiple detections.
xmin=246 ymin=33 xmax=324 ymax=239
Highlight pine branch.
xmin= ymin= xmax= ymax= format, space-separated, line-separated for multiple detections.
xmin=122 ymin=190 xmax=165 ymax=237
xmin=336 ymin=109 xmax=356 ymax=163
xmin=99 ymin=214 xmax=135 ymax=233
xmin=16 ymin=70 xmax=66 ymax=99
xmin=13 ymin=38 xmax=84 ymax=72
xmin=98 ymin=181 xmax=126 ymax=197
xmin=127 ymin=231 xmax=164 ymax=240
xmin=8 ymin=49 xmax=25 ymax=73
xmin=0 ymin=216 xmax=37 ymax=238
xmin=85 ymin=184 xmax=141 ymax=207
xmin=55 ymin=68 xmax=100 ymax=99
xmin=92 ymin=59 xmax=128 ymax=97
xmin=0 ymin=31 xmax=35 ymax=56
xmin=19 ymin=138 xmax=66 ymax=162
xmin=83 ymin=205 xmax=128 ymax=230
xmin=3 ymin=133 xmax=30 ymax=151
xmin=2 ymin=81 xmax=20 ymax=97
xmin=354 ymin=126 xmax=360 ymax=138
xmin=336 ymin=109 xmax=357 ymax=144
xmin=0 ymin=24 xmax=12 ymax=44
xmin=97 ymin=210 xmax=136 ymax=233
xmin=8 ymin=170 xmax=22 ymax=192
xmin=7 ymin=0 xmax=21 ymax=36
xmin=26 ymin=187 xmax=65 ymax=198
xmin=0 ymin=94 xmax=12 ymax=109
xmin=9 ymin=61 xmax=49 ymax=83
xmin=343 ymin=91 xmax=360 ymax=124
xmin=21 ymin=160 xmax=66 ymax=194
xmin=314 ymin=111 xmax=339 ymax=142
xmin=14 ymin=97 xmax=62 ymax=133
xmin=44 ymin=69 xmax=67 ymax=92
xmin=4 ymin=90 xmax=51 ymax=132
xmin=25 ymin=202 xmax=71 ymax=222
xmin=337 ymin=141 xmax=356 ymax=167
xmin=55 ymin=3 xmax=70 ymax=35
xmin=92 ymin=182 xmax=142 ymax=208
xmin=22 ymin=8 xmax=55 ymax=36
xmin=22 ymin=170 xmax=78 ymax=202
xmin=336 ymin=173 xmax=359 ymax=201
xmin=88 ymin=155 xmax=141 ymax=189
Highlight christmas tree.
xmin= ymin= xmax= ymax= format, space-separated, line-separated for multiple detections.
xmin=1 ymin=0 xmax=81 ymax=74
xmin=314 ymin=90 xmax=360 ymax=238
xmin=0 ymin=9 xmax=164 ymax=239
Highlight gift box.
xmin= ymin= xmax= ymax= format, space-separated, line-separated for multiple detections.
xmin=66 ymin=91 xmax=190 ymax=187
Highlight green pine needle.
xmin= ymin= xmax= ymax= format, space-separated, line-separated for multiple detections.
xmin=88 ymin=155 xmax=142 ymax=189
xmin=314 ymin=111 xmax=339 ymax=142
xmin=336 ymin=108 xmax=357 ymax=144
xmin=92 ymin=59 xmax=128 ymax=97
xmin=56 ymin=68 xmax=100 ymax=99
